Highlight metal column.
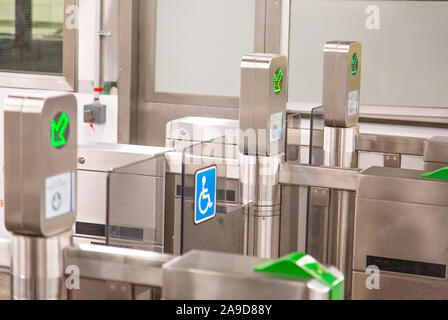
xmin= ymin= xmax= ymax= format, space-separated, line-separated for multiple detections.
xmin=4 ymin=93 xmax=78 ymax=300
xmin=239 ymin=54 xmax=288 ymax=259
xmin=321 ymin=41 xmax=362 ymax=298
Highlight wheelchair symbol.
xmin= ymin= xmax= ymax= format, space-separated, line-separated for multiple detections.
xmin=198 ymin=176 xmax=213 ymax=215
xmin=194 ymin=166 xmax=217 ymax=224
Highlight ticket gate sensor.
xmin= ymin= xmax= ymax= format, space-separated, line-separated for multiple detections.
xmin=239 ymin=54 xmax=287 ymax=259
xmin=323 ymin=41 xmax=362 ymax=128
xmin=307 ymin=41 xmax=362 ymax=298
xmin=4 ymin=93 xmax=78 ymax=300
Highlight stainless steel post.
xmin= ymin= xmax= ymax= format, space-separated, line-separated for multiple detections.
xmin=11 ymin=232 xmax=72 ymax=300
xmin=4 ymin=93 xmax=78 ymax=300
xmin=241 ymin=154 xmax=282 ymax=258
xmin=238 ymin=54 xmax=288 ymax=259
xmin=323 ymin=126 xmax=357 ymax=298
xmin=320 ymin=41 xmax=362 ymax=299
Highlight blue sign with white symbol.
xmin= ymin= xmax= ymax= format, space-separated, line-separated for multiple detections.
xmin=194 ymin=166 xmax=217 ymax=224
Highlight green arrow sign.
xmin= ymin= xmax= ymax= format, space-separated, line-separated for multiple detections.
xmin=351 ymin=53 xmax=359 ymax=75
xmin=273 ymin=68 xmax=284 ymax=95
xmin=51 ymin=112 xmax=70 ymax=148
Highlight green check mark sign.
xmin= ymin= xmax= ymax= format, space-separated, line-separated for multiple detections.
xmin=51 ymin=112 xmax=70 ymax=148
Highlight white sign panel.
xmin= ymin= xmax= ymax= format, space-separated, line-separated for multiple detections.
xmin=45 ymin=171 xmax=75 ymax=220
xmin=348 ymin=90 xmax=359 ymax=117
xmin=270 ymin=112 xmax=284 ymax=143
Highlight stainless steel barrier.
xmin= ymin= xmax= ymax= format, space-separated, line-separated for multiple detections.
xmin=162 ymin=250 xmax=342 ymax=300
xmin=424 ymin=136 xmax=448 ymax=171
xmin=76 ymin=143 xmax=172 ymax=252
xmin=64 ymin=245 xmax=339 ymax=300
xmin=64 ymin=244 xmax=172 ymax=300
xmin=352 ymin=167 xmax=448 ymax=300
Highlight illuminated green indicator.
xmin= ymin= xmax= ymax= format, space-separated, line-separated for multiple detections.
xmin=51 ymin=112 xmax=70 ymax=148
xmin=351 ymin=53 xmax=359 ymax=76
xmin=273 ymin=68 xmax=284 ymax=95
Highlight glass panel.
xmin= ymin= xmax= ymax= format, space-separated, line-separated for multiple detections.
xmin=0 ymin=0 xmax=64 ymax=75
xmin=0 ymin=0 xmax=15 ymax=36
xmin=106 ymin=155 xmax=166 ymax=252
xmin=309 ymin=106 xmax=324 ymax=166
xmin=155 ymin=0 xmax=256 ymax=97
xmin=306 ymin=106 xmax=327 ymax=263
xmin=289 ymin=0 xmax=448 ymax=108
xmin=180 ymin=138 xmax=245 ymax=255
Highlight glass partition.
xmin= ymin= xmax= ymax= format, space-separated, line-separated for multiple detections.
xmin=306 ymin=106 xmax=327 ymax=262
xmin=289 ymin=0 xmax=448 ymax=108
xmin=309 ymin=106 xmax=324 ymax=166
xmin=180 ymin=138 xmax=246 ymax=255
xmin=106 ymin=154 xmax=166 ymax=252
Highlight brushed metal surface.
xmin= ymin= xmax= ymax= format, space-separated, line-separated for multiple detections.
xmin=77 ymin=143 xmax=170 ymax=251
xmin=4 ymin=93 xmax=77 ymax=237
xmin=357 ymin=166 xmax=448 ymax=206
xmin=64 ymin=244 xmax=173 ymax=288
xmin=166 ymin=116 xmax=238 ymax=143
xmin=323 ymin=41 xmax=362 ymax=128
xmin=353 ymin=198 xmax=448 ymax=271
xmin=352 ymin=271 xmax=448 ymax=300
xmin=353 ymin=166 xmax=448 ymax=300
xmin=239 ymin=54 xmax=287 ymax=156
xmin=424 ymin=136 xmax=448 ymax=166
xmin=240 ymin=153 xmax=283 ymax=259
xmin=78 ymin=142 xmax=172 ymax=174
xmin=245 ymin=207 xmax=281 ymax=258
xmin=11 ymin=232 xmax=72 ymax=300
xmin=280 ymin=185 xmax=308 ymax=256
xmin=239 ymin=154 xmax=282 ymax=206
xmin=279 ymin=163 xmax=359 ymax=191
xmin=162 ymin=250 xmax=330 ymax=300
xmin=323 ymin=126 xmax=358 ymax=168
xmin=357 ymin=134 xmax=424 ymax=156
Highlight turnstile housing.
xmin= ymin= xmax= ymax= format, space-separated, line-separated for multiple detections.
xmin=352 ymin=166 xmax=448 ymax=299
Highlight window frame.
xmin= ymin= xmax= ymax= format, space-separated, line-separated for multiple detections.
xmin=0 ymin=0 xmax=77 ymax=92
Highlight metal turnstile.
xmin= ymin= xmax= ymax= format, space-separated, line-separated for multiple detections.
xmin=76 ymin=143 xmax=172 ymax=252
xmin=162 ymin=250 xmax=343 ymax=300
xmin=4 ymin=93 xmax=78 ymax=300
xmin=424 ymin=136 xmax=448 ymax=171
xmin=63 ymin=245 xmax=343 ymax=300
xmin=352 ymin=166 xmax=448 ymax=300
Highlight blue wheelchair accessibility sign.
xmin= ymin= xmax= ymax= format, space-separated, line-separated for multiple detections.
xmin=194 ymin=166 xmax=217 ymax=224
